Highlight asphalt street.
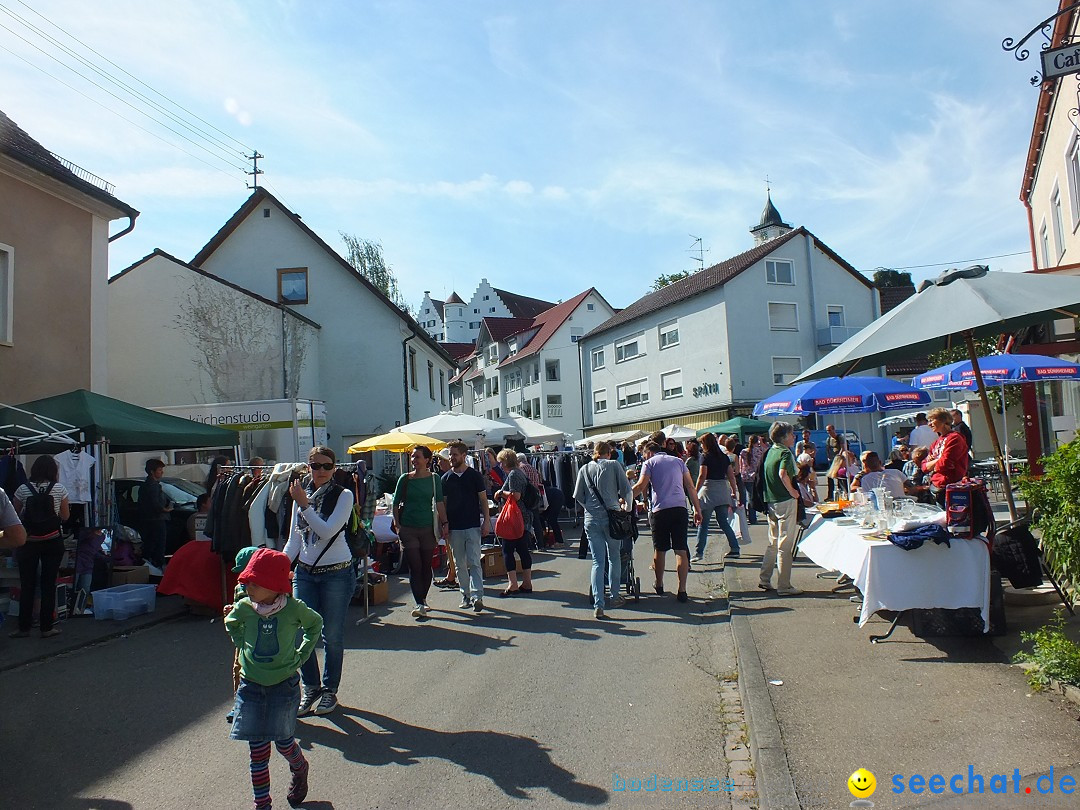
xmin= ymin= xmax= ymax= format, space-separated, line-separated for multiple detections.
xmin=2 ymin=538 xmax=739 ymax=810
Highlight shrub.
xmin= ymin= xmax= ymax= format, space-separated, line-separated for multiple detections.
xmin=1013 ymin=611 xmax=1080 ymax=690
xmin=1016 ymin=439 xmax=1080 ymax=596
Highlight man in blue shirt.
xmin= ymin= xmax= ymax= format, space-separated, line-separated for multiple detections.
xmin=442 ymin=441 xmax=491 ymax=613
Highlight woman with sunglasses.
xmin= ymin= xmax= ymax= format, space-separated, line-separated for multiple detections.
xmin=284 ymin=446 xmax=354 ymax=717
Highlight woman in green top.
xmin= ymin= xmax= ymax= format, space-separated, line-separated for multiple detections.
xmin=392 ymin=445 xmax=449 ymax=619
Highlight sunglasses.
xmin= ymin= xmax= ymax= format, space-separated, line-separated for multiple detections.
xmin=309 ymin=462 xmax=335 ymax=471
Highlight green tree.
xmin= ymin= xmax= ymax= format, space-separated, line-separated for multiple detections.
xmin=926 ymin=337 xmax=1022 ymax=412
xmin=873 ymin=269 xmax=913 ymax=287
xmin=651 ymin=270 xmax=691 ymax=291
xmin=340 ymin=232 xmax=409 ymax=311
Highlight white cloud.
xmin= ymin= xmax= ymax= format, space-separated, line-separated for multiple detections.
xmin=503 ymin=180 xmax=533 ymax=196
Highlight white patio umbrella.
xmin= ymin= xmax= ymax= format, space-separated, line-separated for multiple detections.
xmin=392 ymin=411 xmax=507 ymax=442
xmin=660 ymin=423 xmax=697 ymax=441
xmin=494 ymin=414 xmax=567 ymax=444
xmin=795 ymin=266 xmax=1080 ymax=520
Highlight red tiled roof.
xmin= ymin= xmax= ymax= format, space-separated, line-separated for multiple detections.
xmin=583 ymin=227 xmax=869 ymax=340
xmin=446 ymin=291 xmax=465 ymax=304
xmin=509 ymin=288 xmax=604 ymax=363
xmin=493 ymin=288 xmax=556 ymax=319
xmin=483 ymin=317 xmax=534 ymax=342
xmin=441 ymin=342 xmax=475 ymax=361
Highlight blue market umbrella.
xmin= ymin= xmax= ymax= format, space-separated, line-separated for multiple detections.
xmin=753 ymin=376 xmax=931 ymax=417
xmin=916 ymin=354 xmax=1080 ymax=389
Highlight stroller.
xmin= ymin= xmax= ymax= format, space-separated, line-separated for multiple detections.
xmin=586 ymin=518 xmax=642 ymax=603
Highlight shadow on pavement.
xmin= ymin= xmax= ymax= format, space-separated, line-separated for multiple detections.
xmin=299 ymin=707 xmax=609 ymax=805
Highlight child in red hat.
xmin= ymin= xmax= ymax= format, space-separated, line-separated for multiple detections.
xmin=225 ymin=548 xmax=323 ymax=809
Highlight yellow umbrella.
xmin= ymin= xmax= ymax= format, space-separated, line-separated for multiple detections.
xmin=347 ymin=431 xmax=447 ymax=454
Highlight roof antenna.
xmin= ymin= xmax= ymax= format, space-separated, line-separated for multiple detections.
xmin=245 ymin=151 xmax=264 ymax=190
xmin=688 ymin=234 xmax=708 ymax=272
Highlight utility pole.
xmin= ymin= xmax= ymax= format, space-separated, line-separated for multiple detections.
xmin=245 ymin=151 xmax=264 ymax=190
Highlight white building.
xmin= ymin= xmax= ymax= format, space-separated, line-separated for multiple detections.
xmin=148 ymin=188 xmax=459 ymax=454
xmin=450 ymin=288 xmax=616 ymax=439
xmin=418 ymin=279 xmax=554 ymax=345
xmin=578 ymin=198 xmax=880 ymax=439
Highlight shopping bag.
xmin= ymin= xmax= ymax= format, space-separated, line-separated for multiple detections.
xmin=495 ymin=496 xmax=525 ymax=540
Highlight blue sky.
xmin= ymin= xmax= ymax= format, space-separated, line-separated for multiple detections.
xmin=0 ymin=0 xmax=1054 ymax=311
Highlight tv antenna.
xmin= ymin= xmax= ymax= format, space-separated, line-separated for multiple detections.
xmin=688 ymin=234 xmax=708 ymax=272
xmin=245 ymin=151 xmax=264 ymax=190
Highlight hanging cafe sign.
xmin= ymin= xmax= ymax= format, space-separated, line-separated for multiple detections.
xmin=1042 ymin=42 xmax=1080 ymax=81
xmin=1003 ymin=2 xmax=1080 ymax=85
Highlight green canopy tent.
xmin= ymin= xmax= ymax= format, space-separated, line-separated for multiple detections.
xmin=696 ymin=416 xmax=774 ymax=440
xmin=0 ymin=389 xmax=239 ymax=525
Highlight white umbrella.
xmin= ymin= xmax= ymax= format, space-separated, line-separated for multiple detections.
xmin=660 ymin=423 xmax=697 ymax=441
xmin=494 ymin=414 xmax=567 ymax=443
xmin=795 ymin=266 xmax=1080 ymax=520
xmin=392 ymin=411 xmax=507 ymax=442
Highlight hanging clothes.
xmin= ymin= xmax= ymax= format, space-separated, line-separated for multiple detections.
xmin=55 ymin=448 xmax=95 ymax=504
xmin=0 ymin=454 xmax=28 ymax=499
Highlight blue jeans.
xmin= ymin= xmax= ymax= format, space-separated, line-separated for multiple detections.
xmin=696 ymin=503 xmax=739 ymax=557
xmin=449 ymin=527 xmax=484 ymax=603
xmin=585 ymin=514 xmax=620 ymax=609
xmin=293 ymin=566 xmax=354 ymax=694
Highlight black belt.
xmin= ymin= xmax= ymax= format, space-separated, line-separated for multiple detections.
xmin=295 ymin=559 xmax=353 ymax=574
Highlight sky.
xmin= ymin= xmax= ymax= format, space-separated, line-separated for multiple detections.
xmin=0 ymin=0 xmax=1057 ymax=312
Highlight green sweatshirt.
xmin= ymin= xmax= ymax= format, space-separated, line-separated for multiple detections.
xmin=225 ymin=595 xmax=323 ymax=686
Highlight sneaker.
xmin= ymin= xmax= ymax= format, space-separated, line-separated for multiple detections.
xmin=298 ymin=687 xmax=321 ymax=717
xmin=594 ymin=607 xmax=605 ymax=619
xmin=458 ymin=597 xmax=473 ymax=610
xmin=777 ymin=587 xmax=804 ymax=596
xmin=758 ymin=583 xmax=776 ymax=592
xmin=40 ymin=627 xmax=62 ymax=638
xmin=677 ymin=591 xmax=689 ymax=603
xmin=313 ymin=690 xmax=338 ymax=716
xmin=287 ymin=759 xmax=309 ymax=807
xmin=689 ymin=554 xmax=702 ymax=563
xmin=472 ymin=599 xmax=484 ymax=613
xmin=725 ymin=551 xmax=741 ymax=559
xmin=411 ymin=603 xmax=428 ymax=618
xmin=608 ymin=596 xmax=627 ymax=609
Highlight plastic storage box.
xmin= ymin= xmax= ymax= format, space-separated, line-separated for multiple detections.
xmin=91 ymin=583 xmax=157 ymax=621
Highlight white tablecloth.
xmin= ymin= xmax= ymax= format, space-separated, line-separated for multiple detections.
xmin=799 ymin=518 xmax=991 ymax=630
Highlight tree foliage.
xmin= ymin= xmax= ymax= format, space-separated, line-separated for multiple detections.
xmin=926 ymin=338 xmax=1022 ymax=412
xmin=651 ymin=271 xmax=691 ymax=291
xmin=1018 ymin=440 xmax=1080 ymax=605
xmin=873 ymin=269 xmax=913 ymax=288
xmin=340 ymin=232 xmax=409 ymax=311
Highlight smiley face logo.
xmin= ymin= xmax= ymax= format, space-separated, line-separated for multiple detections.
xmin=847 ymin=768 xmax=876 ymax=798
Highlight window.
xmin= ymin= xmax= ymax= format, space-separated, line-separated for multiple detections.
xmin=0 ymin=243 xmax=12 ymax=344
xmin=505 ymin=368 xmax=521 ymax=392
xmin=439 ymin=371 xmax=446 ymax=405
xmin=409 ymin=348 xmax=418 ymax=390
xmin=661 ymin=369 xmax=683 ymax=399
xmin=658 ymin=320 xmax=679 ymax=349
xmin=766 ymin=259 xmax=794 ymax=285
xmin=427 ymin=360 xmax=434 ymax=400
xmin=525 ymin=362 xmax=539 ymax=385
xmin=470 ymin=321 xmax=481 ymax=329
xmin=474 ymin=308 xmax=479 ymax=314
xmin=546 ymin=359 xmax=560 ymax=381
xmin=615 ymin=332 xmax=645 ymax=363
xmin=617 ymin=379 xmax=649 ymax=408
xmin=772 ymin=356 xmax=802 ymax=385
xmin=483 ymin=294 xmax=490 ymax=300
xmin=277 ymin=267 xmax=308 ymax=303
xmin=488 ymin=344 xmax=498 ymax=363
xmin=473 ymin=381 xmax=484 ymax=403
xmin=591 ymin=348 xmax=605 ymax=370
xmin=263 ymin=208 xmax=270 ymax=218
xmin=587 ymin=303 xmax=595 ymax=311
xmin=593 ymin=389 xmax=607 ymax=413
xmin=1053 ymin=185 xmax=1066 ymax=260
xmin=1068 ymin=133 xmax=1080 ymax=228
xmin=1040 ymin=222 xmax=1051 ymax=268
xmin=489 ymin=307 xmax=496 ymax=313
xmin=485 ymin=376 xmax=499 ymax=397
xmin=768 ymin=302 xmax=798 ymax=331
xmin=570 ymin=327 xmax=583 ymax=343
xmin=827 ymin=305 xmax=845 ymax=327
xmin=546 ymin=395 xmax=562 ymax=418
xmin=424 ymin=307 xmax=430 ymax=314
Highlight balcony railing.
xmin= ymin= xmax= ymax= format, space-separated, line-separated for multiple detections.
xmin=547 ymin=404 xmax=563 ymax=418
xmin=817 ymin=324 xmax=861 ymax=347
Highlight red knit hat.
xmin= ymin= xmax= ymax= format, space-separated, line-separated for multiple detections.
xmin=238 ymin=548 xmax=293 ymax=595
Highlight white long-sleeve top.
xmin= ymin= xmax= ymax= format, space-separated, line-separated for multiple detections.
xmin=283 ymin=487 xmax=354 ymax=567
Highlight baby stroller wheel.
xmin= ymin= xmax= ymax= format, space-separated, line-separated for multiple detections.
xmin=633 ymin=576 xmax=641 ymax=602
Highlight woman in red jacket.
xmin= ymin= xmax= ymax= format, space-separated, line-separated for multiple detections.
xmin=922 ymin=407 xmax=970 ymax=506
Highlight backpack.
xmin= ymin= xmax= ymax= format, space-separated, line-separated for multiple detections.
xmin=521 ymin=479 xmax=541 ymax=511
xmin=945 ymin=478 xmax=996 ymax=541
xmin=320 ymin=484 xmax=371 ymax=560
xmin=751 ymin=451 xmax=769 ymax=514
xmin=22 ymin=482 xmax=61 ymax=536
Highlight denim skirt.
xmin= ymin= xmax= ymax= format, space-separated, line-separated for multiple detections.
xmin=229 ymin=672 xmax=301 ymax=742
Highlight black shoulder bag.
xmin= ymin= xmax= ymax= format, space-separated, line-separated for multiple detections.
xmin=584 ymin=461 xmax=634 ymax=540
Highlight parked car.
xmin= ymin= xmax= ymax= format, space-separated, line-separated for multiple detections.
xmin=113 ymin=477 xmax=205 ymax=555
xmin=803 ymin=430 xmax=863 ymax=471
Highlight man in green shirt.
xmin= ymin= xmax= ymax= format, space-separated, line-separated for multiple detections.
xmin=759 ymin=421 xmax=803 ymax=596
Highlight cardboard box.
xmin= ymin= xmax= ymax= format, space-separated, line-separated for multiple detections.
xmin=111 ymin=565 xmax=150 ymax=586
xmin=366 ymin=579 xmax=389 ymax=605
xmin=482 ymin=547 xmax=506 ymax=578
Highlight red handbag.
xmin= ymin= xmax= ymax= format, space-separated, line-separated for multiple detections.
xmin=495 ymin=496 xmax=525 ymax=540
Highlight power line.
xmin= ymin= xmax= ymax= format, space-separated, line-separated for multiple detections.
xmin=883 ymin=251 xmax=1030 ymax=271
xmin=1 ymin=45 xmax=247 ymax=183
xmin=8 ymin=0 xmax=253 ymax=155
xmin=0 ymin=17 xmax=249 ymax=173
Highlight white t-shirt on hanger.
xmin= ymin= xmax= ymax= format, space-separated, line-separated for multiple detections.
xmin=55 ymin=449 xmax=95 ymax=504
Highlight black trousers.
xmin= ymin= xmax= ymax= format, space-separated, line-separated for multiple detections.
xmin=16 ymin=537 xmax=64 ymax=632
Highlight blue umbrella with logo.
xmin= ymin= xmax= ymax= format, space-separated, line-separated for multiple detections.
xmin=753 ymin=376 xmax=931 ymax=417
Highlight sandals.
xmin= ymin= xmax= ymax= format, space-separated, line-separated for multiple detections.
xmin=499 ymin=588 xmax=520 ymax=597
xmin=517 ymin=586 xmax=533 ymax=594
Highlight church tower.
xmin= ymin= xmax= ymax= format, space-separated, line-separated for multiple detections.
xmin=749 ymin=190 xmax=793 ymax=245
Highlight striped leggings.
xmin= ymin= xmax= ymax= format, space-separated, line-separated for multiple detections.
xmin=249 ymin=738 xmax=306 ymax=809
